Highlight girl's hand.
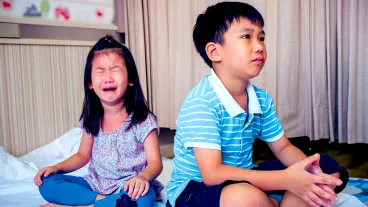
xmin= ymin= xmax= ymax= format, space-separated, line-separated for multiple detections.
xmin=124 ymin=175 xmax=150 ymax=200
xmin=34 ymin=166 xmax=59 ymax=186
xmin=285 ymin=154 xmax=342 ymax=207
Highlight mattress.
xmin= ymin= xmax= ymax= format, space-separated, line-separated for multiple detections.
xmin=0 ymin=128 xmax=366 ymax=206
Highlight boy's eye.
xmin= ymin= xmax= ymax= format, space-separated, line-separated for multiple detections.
xmin=260 ymin=37 xmax=265 ymax=42
xmin=242 ymin=34 xmax=251 ymax=39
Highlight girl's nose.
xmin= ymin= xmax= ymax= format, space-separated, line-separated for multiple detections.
xmin=103 ymin=71 xmax=114 ymax=83
xmin=106 ymin=77 xmax=113 ymax=83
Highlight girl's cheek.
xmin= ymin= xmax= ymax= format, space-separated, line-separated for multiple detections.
xmin=116 ymin=73 xmax=127 ymax=81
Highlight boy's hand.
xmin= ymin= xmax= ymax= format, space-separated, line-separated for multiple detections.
xmin=34 ymin=166 xmax=59 ymax=186
xmin=306 ymin=157 xmax=339 ymax=205
xmin=285 ymin=154 xmax=342 ymax=207
xmin=124 ymin=175 xmax=150 ymax=200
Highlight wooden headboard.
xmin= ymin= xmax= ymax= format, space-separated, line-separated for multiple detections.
xmin=0 ymin=39 xmax=91 ymax=156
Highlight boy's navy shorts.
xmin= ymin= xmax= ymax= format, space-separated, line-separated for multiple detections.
xmin=167 ymin=154 xmax=349 ymax=207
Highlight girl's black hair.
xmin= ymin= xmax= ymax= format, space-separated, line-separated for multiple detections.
xmin=79 ymin=36 xmax=153 ymax=136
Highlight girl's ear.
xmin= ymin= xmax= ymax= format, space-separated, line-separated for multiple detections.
xmin=89 ymin=83 xmax=93 ymax=89
xmin=128 ymin=82 xmax=133 ymax=86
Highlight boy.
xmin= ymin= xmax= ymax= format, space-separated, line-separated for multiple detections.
xmin=166 ymin=2 xmax=348 ymax=207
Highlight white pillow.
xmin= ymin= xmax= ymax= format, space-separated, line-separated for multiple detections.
xmin=0 ymin=146 xmax=38 ymax=181
xmin=0 ymin=128 xmax=83 ymax=182
xmin=19 ymin=128 xmax=83 ymax=168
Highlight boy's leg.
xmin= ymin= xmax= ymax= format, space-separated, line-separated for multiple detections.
xmin=280 ymin=154 xmax=349 ymax=206
xmin=255 ymin=154 xmax=349 ymax=207
xmin=280 ymin=172 xmax=340 ymax=207
xmin=39 ymin=173 xmax=98 ymax=206
xmin=220 ymin=182 xmax=277 ymax=207
xmin=173 ymin=180 xmax=275 ymax=207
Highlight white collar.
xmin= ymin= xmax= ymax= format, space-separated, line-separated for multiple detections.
xmin=208 ymin=69 xmax=262 ymax=117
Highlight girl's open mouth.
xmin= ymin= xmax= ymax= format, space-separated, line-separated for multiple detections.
xmin=103 ymin=87 xmax=117 ymax=92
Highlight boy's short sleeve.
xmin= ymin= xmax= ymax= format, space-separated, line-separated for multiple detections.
xmin=177 ymin=97 xmax=221 ymax=150
xmin=259 ymin=94 xmax=284 ymax=142
xmin=135 ymin=113 xmax=159 ymax=143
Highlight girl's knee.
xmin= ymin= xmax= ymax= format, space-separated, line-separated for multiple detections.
xmin=39 ymin=174 xmax=63 ymax=202
xmin=136 ymin=187 xmax=156 ymax=207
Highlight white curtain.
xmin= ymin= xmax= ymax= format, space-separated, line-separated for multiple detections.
xmin=0 ymin=44 xmax=89 ymax=156
xmin=124 ymin=0 xmax=154 ymax=109
xmin=334 ymin=0 xmax=368 ymax=143
xmin=124 ymin=0 xmax=368 ymax=143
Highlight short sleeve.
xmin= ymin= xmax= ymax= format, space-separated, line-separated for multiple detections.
xmin=135 ymin=113 xmax=159 ymax=143
xmin=177 ymin=97 xmax=221 ymax=150
xmin=78 ymin=120 xmax=93 ymax=137
xmin=259 ymin=94 xmax=284 ymax=142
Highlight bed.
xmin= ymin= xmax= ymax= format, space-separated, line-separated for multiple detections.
xmin=0 ymin=128 xmax=367 ymax=206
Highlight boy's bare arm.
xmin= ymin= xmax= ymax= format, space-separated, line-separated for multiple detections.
xmin=193 ymin=147 xmax=286 ymax=189
xmin=193 ymin=147 xmax=341 ymax=191
xmin=267 ymin=135 xmax=307 ymax=167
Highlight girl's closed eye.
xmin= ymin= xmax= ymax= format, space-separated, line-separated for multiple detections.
xmin=111 ymin=66 xmax=121 ymax=72
xmin=95 ymin=68 xmax=104 ymax=74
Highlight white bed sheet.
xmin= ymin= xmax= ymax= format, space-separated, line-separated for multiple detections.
xmin=0 ymin=128 xmax=171 ymax=207
xmin=0 ymin=128 xmax=365 ymax=207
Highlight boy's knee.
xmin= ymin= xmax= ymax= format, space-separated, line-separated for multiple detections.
xmin=319 ymin=154 xmax=349 ymax=193
xmin=327 ymin=172 xmax=341 ymax=191
xmin=220 ymin=183 xmax=271 ymax=207
xmin=319 ymin=154 xmax=345 ymax=175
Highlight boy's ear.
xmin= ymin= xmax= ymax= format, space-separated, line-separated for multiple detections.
xmin=205 ymin=42 xmax=222 ymax=62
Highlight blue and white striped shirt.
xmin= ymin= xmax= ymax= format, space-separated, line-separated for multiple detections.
xmin=166 ymin=70 xmax=284 ymax=206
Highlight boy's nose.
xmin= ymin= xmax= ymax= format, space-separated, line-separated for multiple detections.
xmin=254 ymin=48 xmax=264 ymax=54
xmin=253 ymin=40 xmax=265 ymax=53
xmin=254 ymin=44 xmax=264 ymax=53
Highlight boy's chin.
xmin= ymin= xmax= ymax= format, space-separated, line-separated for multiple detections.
xmin=250 ymin=66 xmax=263 ymax=76
xmin=239 ymin=68 xmax=263 ymax=80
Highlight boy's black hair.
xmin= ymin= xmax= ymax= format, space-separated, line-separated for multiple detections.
xmin=80 ymin=36 xmax=154 ymax=136
xmin=193 ymin=1 xmax=264 ymax=67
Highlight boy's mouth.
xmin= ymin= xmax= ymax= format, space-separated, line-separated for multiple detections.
xmin=251 ymin=57 xmax=264 ymax=64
